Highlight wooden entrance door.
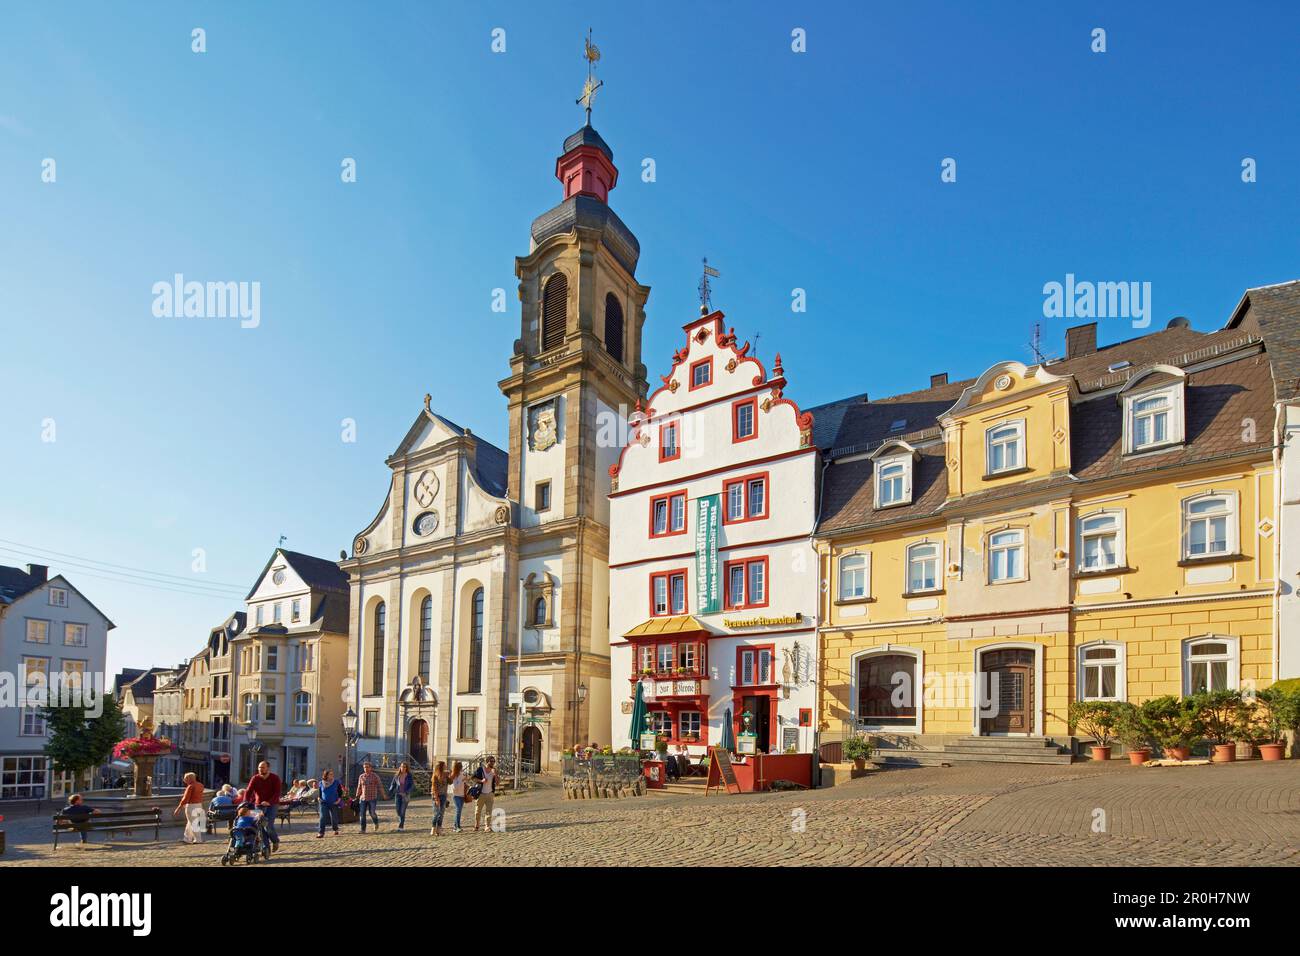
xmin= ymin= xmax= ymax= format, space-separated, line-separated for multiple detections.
xmin=408 ymin=719 xmax=429 ymax=767
xmin=981 ymin=648 xmax=1035 ymax=735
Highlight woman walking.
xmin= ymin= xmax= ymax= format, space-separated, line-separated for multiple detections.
xmin=173 ymin=772 xmax=206 ymax=844
xmin=316 ymin=768 xmax=341 ymax=839
xmin=450 ymin=761 xmax=468 ymax=833
xmin=388 ymin=761 xmax=414 ymax=831
xmin=428 ymin=761 xmax=448 ymax=836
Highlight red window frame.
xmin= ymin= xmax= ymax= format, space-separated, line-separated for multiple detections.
xmin=659 ymin=420 xmax=681 ymax=462
xmin=648 ymin=490 xmax=688 ymax=538
xmin=798 ymin=708 xmax=812 ymax=727
xmin=736 ymin=644 xmax=776 ymax=687
xmin=723 ymin=556 xmax=769 ymax=610
xmin=689 ymin=357 xmax=713 ymax=391
xmin=732 ymin=397 xmax=758 ymax=444
xmin=722 ymin=471 xmax=769 ymax=525
xmin=649 ymin=568 xmax=689 ymax=617
xmin=632 ymin=639 xmax=707 ymax=679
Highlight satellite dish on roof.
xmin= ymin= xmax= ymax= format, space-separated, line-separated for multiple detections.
xmin=1167 ymin=316 xmax=1190 ymax=329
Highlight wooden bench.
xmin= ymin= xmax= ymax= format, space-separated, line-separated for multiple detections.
xmin=52 ymin=807 xmax=162 ymax=848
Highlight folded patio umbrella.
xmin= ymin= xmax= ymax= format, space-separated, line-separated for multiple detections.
xmin=721 ymin=707 xmax=735 ymax=752
xmin=628 ymin=680 xmax=647 ymax=748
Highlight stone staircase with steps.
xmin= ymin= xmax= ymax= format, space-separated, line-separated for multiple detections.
xmin=870 ymin=736 xmax=1074 ymax=767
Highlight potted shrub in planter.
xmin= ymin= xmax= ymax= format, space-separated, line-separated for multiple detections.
xmin=1068 ymin=700 xmax=1120 ymax=761
xmin=841 ymin=734 xmax=873 ymax=771
xmin=1112 ymin=701 xmax=1151 ymax=765
xmin=1194 ymin=690 xmax=1244 ymax=762
xmin=1249 ymin=686 xmax=1298 ymax=761
xmin=1140 ymin=695 xmax=1201 ymax=760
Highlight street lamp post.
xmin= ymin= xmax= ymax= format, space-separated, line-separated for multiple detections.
xmin=242 ymin=719 xmax=262 ymax=782
xmin=576 ymin=681 xmax=588 ymax=750
xmin=341 ymin=707 xmax=359 ymax=790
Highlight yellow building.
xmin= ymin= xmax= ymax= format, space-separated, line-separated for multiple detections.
xmin=812 ymin=312 xmax=1279 ymax=762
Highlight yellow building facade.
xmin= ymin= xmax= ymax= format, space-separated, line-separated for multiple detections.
xmin=812 ymin=316 xmax=1279 ymax=759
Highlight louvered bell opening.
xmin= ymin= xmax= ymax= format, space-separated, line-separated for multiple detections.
xmin=541 ymin=273 xmax=568 ymax=352
xmin=604 ymin=292 xmax=624 ymax=363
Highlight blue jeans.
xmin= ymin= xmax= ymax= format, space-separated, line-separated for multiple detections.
xmin=359 ymin=799 xmax=379 ymax=831
xmin=432 ymin=795 xmax=447 ymax=829
xmin=317 ymin=803 xmax=339 ymax=836
xmin=452 ymin=795 xmax=465 ymax=829
xmin=260 ymin=805 xmax=280 ymax=849
xmin=394 ymin=793 xmax=409 ymax=828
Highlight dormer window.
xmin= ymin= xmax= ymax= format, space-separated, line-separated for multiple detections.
xmin=1125 ymin=386 xmax=1183 ymax=453
xmin=874 ymin=456 xmax=911 ymax=508
xmin=1119 ymin=366 xmax=1186 ymax=455
xmin=985 ymin=421 xmax=1025 ymax=475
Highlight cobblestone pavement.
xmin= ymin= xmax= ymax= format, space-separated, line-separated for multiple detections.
xmin=3 ymin=760 xmax=1297 ymax=866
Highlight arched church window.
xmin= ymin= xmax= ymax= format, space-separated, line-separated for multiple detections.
xmin=418 ymin=596 xmax=432 ymax=683
xmin=604 ymin=293 xmax=624 ymax=363
xmin=533 ymin=596 xmax=547 ymax=627
xmin=541 ymin=273 xmax=568 ymax=353
xmin=371 ymin=602 xmax=385 ymax=695
xmin=467 ymin=588 xmax=485 ymax=694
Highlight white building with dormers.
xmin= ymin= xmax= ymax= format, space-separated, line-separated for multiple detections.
xmin=608 ymin=310 xmax=820 ymax=758
xmin=0 ymin=563 xmax=113 ymax=799
xmin=228 ymin=549 xmax=349 ymax=784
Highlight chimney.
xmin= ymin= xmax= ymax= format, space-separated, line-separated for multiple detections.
xmin=26 ymin=564 xmax=48 ymax=583
xmin=930 ymin=373 xmax=948 ymax=388
xmin=1065 ymin=322 xmax=1097 ymax=359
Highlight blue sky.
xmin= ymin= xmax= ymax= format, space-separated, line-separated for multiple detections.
xmin=2 ymin=2 xmax=1297 ymax=675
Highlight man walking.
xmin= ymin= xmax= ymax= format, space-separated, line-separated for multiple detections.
xmin=355 ymin=761 xmax=383 ymax=833
xmin=244 ymin=760 xmax=282 ymax=853
xmin=173 ymin=772 xmax=207 ymax=844
xmin=473 ymin=756 xmax=498 ymax=833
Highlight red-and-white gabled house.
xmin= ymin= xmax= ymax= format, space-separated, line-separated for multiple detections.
xmin=608 ymin=309 xmax=820 ymax=764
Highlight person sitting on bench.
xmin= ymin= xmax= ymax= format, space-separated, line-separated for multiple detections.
xmin=59 ymin=794 xmax=101 ymax=845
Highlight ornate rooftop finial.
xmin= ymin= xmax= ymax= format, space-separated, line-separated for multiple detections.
xmin=423 ymin=393 xmax=432 ymax=412
xmin=699 ymin=258 xmax=720 ymax=313
xmin=577 ymin=29 xmax=603 ymax=123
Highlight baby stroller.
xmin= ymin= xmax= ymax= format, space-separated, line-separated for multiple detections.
xmin=220 ymin=805 xmax=272 ymax=865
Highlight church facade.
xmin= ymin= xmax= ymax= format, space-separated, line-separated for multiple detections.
xmin=341 ymin=120 xmax=649 ymax=772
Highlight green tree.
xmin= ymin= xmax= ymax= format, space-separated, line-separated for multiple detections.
xmin=43 ymin=693 xmax=127 ymax=783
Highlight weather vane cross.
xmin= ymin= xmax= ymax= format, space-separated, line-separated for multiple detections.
xmin=698 ymin=257 xmax=720 ymax=313
xmin=577 ymin=28 xmax=603 ymax=123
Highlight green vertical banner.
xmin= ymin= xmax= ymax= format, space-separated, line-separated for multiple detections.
xmin=694 ymin=494 xmax=721 ymax=614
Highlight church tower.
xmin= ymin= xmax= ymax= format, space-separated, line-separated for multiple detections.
xmin=497 ymin=61 xmax=651 ymax=755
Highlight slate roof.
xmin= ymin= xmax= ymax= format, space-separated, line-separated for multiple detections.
xmin=816 ymin=320 xmax=1276 ymax=535
xmin=122 ymin=668 xmax=171 ymax=701
xmin=0 ymin=564 xmax=44 ymax=605
xmin=530 ymin=194 xmax=640 ymax=276
xmin=562 ymin=123 xmax=614 ymax=163
xmin=1226 ymin=280 xmax=1300 ymax=401
xmin=112 ymin=668 xmax=147 ymax=698
xmin=245 ymin=549 xmax=348 ymax=600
